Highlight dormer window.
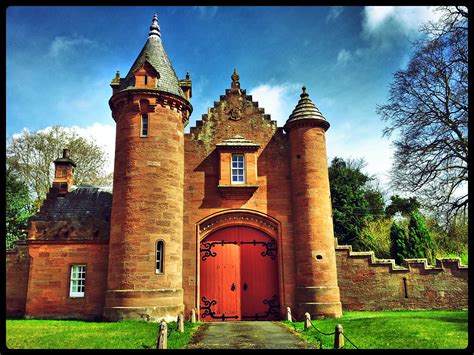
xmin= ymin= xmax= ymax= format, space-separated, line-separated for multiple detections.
xmin=141 ymin=113 xmax=149 ymax=137
xmin=231 ymin=154 xmax=245 ymax=184
xmin=216 ymin=135 xmax=260 ymax=198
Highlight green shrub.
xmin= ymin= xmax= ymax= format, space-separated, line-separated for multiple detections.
xmin=390 ymin=221 xmax=408 ymax=265
xmin=407 ymin=210 xmax=437 ymax=264
xmin=359 ymin=219 xmax=393 ymax=259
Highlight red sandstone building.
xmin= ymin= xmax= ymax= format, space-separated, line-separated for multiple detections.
xmin=6 ymin=15 xmax=468 ymax=322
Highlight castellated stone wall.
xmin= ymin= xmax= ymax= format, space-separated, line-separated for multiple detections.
xmin=335 ymin=240 xmax=468 ymax=310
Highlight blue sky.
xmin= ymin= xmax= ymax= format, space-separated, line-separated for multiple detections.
xmin=6 ymin=6 xmax=441 ymax=190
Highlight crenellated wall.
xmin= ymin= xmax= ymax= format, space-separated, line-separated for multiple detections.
xmin=335 ymin=239 xmax=468 ymax=311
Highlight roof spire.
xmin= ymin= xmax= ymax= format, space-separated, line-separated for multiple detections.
xmin=148 ymin=14 xmax=161 ymax=39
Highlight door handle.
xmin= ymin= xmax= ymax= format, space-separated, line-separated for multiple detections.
xmin=231 ymin=283 xmax=236 ymax=291
xmin=243 ymin=283 xmax=248 ymax=291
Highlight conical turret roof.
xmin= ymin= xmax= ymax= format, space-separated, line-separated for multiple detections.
xmin=121 ymin=14 xmax=186 ymax=100
xmin=285 ymin=87 xmax=329 ymax=130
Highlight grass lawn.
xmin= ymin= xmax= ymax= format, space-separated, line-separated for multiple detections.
xmin=6 ymin=319 xmax=201 ymax=349
xmin=282 ymin=310 xmax=468 ymax=349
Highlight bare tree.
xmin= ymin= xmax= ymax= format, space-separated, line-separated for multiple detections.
xmin=7 ymin=126 xmax=112 ymax=209
xmin=377 ymin=6 xmax=468 ymax=221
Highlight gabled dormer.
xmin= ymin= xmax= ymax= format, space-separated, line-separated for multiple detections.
xmin=133 ymin=60 xmax=160 ymax=88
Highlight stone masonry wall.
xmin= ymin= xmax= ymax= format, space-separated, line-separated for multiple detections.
xmin=25 ymin=242 xmax=109 ymax=320
xmin=6 ymin=242 xmax=30 ymax=317
xmin=335 ymin=240 xmax=468 ymax=310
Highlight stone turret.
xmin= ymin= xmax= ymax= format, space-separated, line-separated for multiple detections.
xmin=104 ymin=14 xmax=192 ymax=322
xmin=284 ymin=87 xmax=342 ymax=318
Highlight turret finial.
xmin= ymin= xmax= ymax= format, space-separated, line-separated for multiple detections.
xmin=231 ymin=68 xmax=240 ymax=89
xmin=149 ymin=13 xmax=161 ymax=39
xmin=301 ymin=86 xmax=308 ymax=98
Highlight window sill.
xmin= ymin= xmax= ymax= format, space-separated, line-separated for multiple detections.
xmin=217 ymin=184 xmax=259 ymax=199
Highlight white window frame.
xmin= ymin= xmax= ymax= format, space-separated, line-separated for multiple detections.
xmin=141 ymin=113 xmax=149 ymax=137
xmin=231 ymin=154 xmax=245 ymax=184
xmin=69 ymin=265 xmax=86 ymax=298
xmin=156 ymin=240 xmax=164 ymax=274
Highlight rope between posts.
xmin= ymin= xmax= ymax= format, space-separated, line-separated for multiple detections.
xmin=342 ymin=332 xmax=359 ymax=349
xmin=308 ymin=319 xmax=336 ymax=336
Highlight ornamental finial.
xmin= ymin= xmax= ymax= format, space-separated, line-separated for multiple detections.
xmin=149 ymin=14 xmax=161 ymax=39
xmin=231 ymin=68 xmax=240 ymax=89
xmin=301 ymin=86 xmax=309 ymax=98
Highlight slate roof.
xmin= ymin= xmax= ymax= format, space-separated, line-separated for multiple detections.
xmin=286 ymin=87 xmax=328 ymax=126
xmin=120 ymin=17 xmax=186 ymax=100
xmin=35 ymin=186 xmax=112 ymax=222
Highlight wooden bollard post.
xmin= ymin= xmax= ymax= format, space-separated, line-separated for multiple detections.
xmin=191 ymin=309 xmax=196 ymax=323
xmin=304 ymin=312 xmax=311 ymax=331
xmin=177 ymin=313 xmax=184 ymax=332
xmin=286 ymin=307 xmax=292 ymax=322
xmin=157 ymin=320 xmax=167 ymax=349
xmin=334 ymin=324 xmax=344 ymax=349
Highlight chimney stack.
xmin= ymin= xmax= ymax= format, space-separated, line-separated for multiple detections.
xmin=52 ymin=149 xmax=77 ymax=196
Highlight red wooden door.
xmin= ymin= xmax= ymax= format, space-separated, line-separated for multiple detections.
xmin=200 ymin=227 xmax=240 ymax=321
xmin=239 ymin=227 xmax=279 ymax=320
xmin=199 ymin=226 xmax=279 ymax=321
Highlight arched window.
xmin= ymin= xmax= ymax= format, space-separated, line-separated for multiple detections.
xmin=156 ymin=240 xmax=164 ymax=274
xmin=141 ymin=113 xmax=149 ymax=137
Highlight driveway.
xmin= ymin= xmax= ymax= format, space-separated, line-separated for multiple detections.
xmin=187 ymin=321 xmax=315 ymax=349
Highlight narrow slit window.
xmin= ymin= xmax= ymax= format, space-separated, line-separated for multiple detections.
xmin=156 ymin=241 xmax=164 ymax=274
xmin=144 ymin=75 xmax=148 ymax=85
xmin=69 ymin=265 xmax=86 ymax=298
xmin=231 ymin=154 xmax=245 ymax=184
xmin=141 ymin=113 xmax=149 ymax=137
xmin=403 ymin=277 xmax=408 ymax=298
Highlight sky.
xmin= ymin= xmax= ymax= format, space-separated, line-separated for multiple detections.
xmin=6 ymin=6 xmax=442 ymax=192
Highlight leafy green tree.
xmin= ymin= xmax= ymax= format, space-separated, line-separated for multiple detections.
xmin=6 ymin=168 xmax=34 ymax=249
xmin=365 ymin=189 xmax=386 ymax=221
xmin=385 ymin=195 xmax=421 ymax=217
xmin=6 ymin=126 xmax=112 ymax=209
xmin=329 ymin=157 xmax=385 ymax=249
xmin=390 ymin=221 xmax=409 ymax=265
xmin=407 ymin=210 xmax=437 ymax=264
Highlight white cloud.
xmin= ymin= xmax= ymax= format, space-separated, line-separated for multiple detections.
xmin=336 ymin=49 xmax=352 ymax=66
xmin=48 ymin=35 xmax=95 ymax=58
xmin=327 ymin=6 xmax=344 ymax=21
xmin=326 ymin=123 xmax=394 ymax=188
xmin=362 ymin=6 xmax=441 ymax=40
xmin=249 ymin=83 xmax=302 ymax=127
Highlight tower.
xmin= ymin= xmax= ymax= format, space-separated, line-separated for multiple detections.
xmin=284 ymin=87 xmax=342 ymax=318
xmin=104 ymin=15 xmax=192 ymax=321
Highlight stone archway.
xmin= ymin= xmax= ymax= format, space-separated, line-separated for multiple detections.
xmin=196 ymin=209 xmax=284 ymax=321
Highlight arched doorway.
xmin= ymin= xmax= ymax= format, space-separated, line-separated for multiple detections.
xmin=199 ymin=226 xmax=280 ymax=321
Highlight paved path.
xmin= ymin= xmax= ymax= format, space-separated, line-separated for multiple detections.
xmin=187 ymin=321 xmax=315 ymax=349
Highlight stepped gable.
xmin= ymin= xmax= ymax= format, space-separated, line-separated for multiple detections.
xmin=189 ymin=69 xmax=278 ymax=142
xmin=335 ymin=238 xmax=468 ymax=273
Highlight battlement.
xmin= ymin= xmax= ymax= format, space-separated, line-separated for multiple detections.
xmin=334 ymin=238 xmax=468 ymax=273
